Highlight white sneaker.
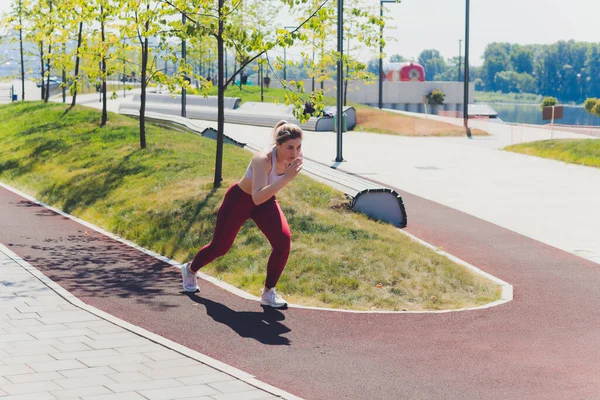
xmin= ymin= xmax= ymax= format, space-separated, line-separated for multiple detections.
xmin=260 ymin=287 xmax=287 ymax=308
xmin=181 ymin=263 xmax=199 ymax=292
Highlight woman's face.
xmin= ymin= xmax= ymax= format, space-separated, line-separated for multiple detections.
xmin=277 ymin=138 xmax=302 ymax=163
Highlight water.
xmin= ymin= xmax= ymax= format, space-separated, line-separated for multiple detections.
xmin=488 ymin=103 xmax=600 ymax=127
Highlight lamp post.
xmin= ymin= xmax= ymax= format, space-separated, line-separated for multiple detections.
xmin=463 ymin=0 xmax=471 ymax=138
xmin=336 ymin=0 xmax=344 ymax=161
xmin=457 ymin=39 xmax=462 ymax=82
xmin=378 ymin=0 xmax=400 ymax=110
xmin=283 ymin=25 xmax=295 ymax=81
xmin=181 ymin=13 xmax=187 ymax=118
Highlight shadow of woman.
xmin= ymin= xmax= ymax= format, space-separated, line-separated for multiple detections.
xmin=186 ymin=294 xmax=291 ymax=346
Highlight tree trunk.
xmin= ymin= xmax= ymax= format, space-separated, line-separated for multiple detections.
xmin=70 ymin=22 xmax=83 ymax=108
xmin=44 ymin=0 xmax=53 ymax=103
xmin=40 ymin=42 xmax=45 ymax=100
xmin=214 ymin=0 xmax=225 ymax=188
xmin=139 ymin=26 xmax=148 ymax=149
xmin=100 ymin=6 xmax=107 ymax=127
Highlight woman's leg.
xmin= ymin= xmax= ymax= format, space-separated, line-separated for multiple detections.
xmin=251 ymin=198 xmax=291 ymax=288
xmin=189 ymin=185 xmax=254 ymax=272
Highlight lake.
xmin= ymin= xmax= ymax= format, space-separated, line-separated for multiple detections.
xmin=487 ymin=103 xmax=600 ymax=127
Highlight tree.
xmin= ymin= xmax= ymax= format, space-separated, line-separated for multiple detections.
xmin=418 ymin=49 xmax=446 ymax=81
xmin=481 ymin=43 xmax=511 ymax=92
xmin=389 ymin=54 xmax=405 ymax=63
xmin=510 ymin=45 xmax=533 ymax=74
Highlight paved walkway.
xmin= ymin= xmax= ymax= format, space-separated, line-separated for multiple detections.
xmin=0 ymin=243 xmax=299 ymax=400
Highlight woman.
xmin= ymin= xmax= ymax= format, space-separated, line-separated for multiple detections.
xmin=181 ymin=120 xmax=303 ymax=309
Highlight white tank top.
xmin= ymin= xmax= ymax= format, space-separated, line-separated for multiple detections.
xmin=244 ymin=147 xmax=285 ymax=185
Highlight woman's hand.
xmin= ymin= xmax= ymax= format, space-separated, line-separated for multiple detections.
xmin=284 ymin=157 xmax=303 ymax=181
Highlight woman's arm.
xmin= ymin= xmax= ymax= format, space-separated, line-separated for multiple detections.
xmin=251 ymin=154 xmax=303 ymax=205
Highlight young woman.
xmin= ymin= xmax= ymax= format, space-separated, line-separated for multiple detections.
xmin=181 ymin=120 xmax=303 ymax=309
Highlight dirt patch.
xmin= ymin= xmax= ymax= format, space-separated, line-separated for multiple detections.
xmin=355 ymin=108 xmax=488 ymax=137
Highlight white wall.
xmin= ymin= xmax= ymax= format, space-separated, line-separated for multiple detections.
xmin=256 ymin=78 xmax=474 ymax=111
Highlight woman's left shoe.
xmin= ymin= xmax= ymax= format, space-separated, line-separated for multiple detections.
xmin=181 ymin=263 xmax=200 ymax=292
xmin=260 ymin=287 xmax=287 ymax=308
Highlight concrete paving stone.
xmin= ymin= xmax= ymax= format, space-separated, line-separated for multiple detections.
xmin=210 ymin=390 xmax=277 ymax=400
xmin=79 ymin=353 xmax=153 ymax=368
xmin=84 ymin=338 xmax=154 ymax=350
xmin=51 ymin=348 xmax=121 ymax=361
xmin=208 ymin=380 xmax=256 ymax=393
xmin=141 ymin=350 xmax=187 ymax=362
xmin=50 ymin=386 xmax=113 ymax=399
xmin=5 ymin=371 xmax=63 ymax=384
xmin=0 ymin=348 xmax=9 ymax=358
xmin=107 ymin=363 xmax=152 ymax=373
xmin=176 ymin=373 xmax=233 ymax=386
xmin=114 ymin=345 xmax=159 ymax=355
xmin=0 ymin=388 xmax=5 ymax=395
xmin=58 ymin=336 xmax=95 ymax=345
xmin=38 ymin=311 xmax=99 ymax=324
xmin=15 ymin=305 xmax=62 ymax=314
xmin=31 ymin=328 xmax=95 ymax=340
xmin=86 ymin=332 xmax=141 ymax=342
xmin=0 ymin=393 xmax=57 ymax=400
xmin=51 ymin=342 xmax=93 ymax=353
xmin=0 ymin=333 xmax=35 ymax=343
xmin=57 ymin=304 xmax=79 ymax=311
xmin=4 ymin=318 xmax=44 ymax=328
xmin=0 ymin=379 xmax=63 ymax=395
xmin=6 ymin=312 xmax=41 ymax=320
xmin=137 ymin=384 xmax=219 ymax=400
xmin=5 ymin=345 xmax=57 ymax=357
xmin=3 ymin=353 xmax=56 ymax=365
xmin=0 ymin=376 xmax=8 ymax=384
xmin=66 ymin=321 xmax=121 ymax=334
xmin=105 ymin=371 xmax=152 ymax=383
xmin=142 ymin=364 xmax=217 ymax=380
xmin=29 ymin=359 xmax=87 ymax=373
xmin=58 ymin=366 xmax=116 ymax=379
xmin=10 ymin=338 xmax=61 ymax=348
xmin=143 ymin=357 xmax=199 ymax=370
xmin=0 ymin=364 xmax=36 ymax=378
xmin=105 ymin=378 xmax=182 ymax=393
xmin=7 ymin=323 xmax=71 ymax=334
xmin=54 ymin=375 xmax=117 ymax=390
xmin=82 ymin=392 xmax=147 ymax=400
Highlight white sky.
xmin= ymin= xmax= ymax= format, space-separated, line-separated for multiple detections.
xmin=1 ymin=0 xmax=598 ymax=66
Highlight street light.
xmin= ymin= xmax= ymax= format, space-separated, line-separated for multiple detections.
xmin=181 ymin=13 xmax=187 ymax=118
xmin=283 ymin=25 xmax=295 ymax=81
xmin=378 ymin=0 xmax=400 ymax=110
xmin=463 ymin=0 xmax=471 ymax=138
xmin=336 ymin=0 xmax=344 ymax=161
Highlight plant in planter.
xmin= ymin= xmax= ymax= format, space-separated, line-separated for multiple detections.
xmin=427 ymin=89 xmax=445 ymax=106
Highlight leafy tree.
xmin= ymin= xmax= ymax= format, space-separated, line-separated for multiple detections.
xmin=510 ymin=45 xmax=533 ymax=74
xmin=389 ymin=54 xmax=405 ymax=63
xmin=418 ymin=49 xmax=446 ymax=81
xmin=541 ymin=96 xmax=557 ymax=107
xmin=481 ymin=43 xmax=511 ymax=91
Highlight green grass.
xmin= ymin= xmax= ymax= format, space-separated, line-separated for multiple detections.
xmin=474 ymin=91 xmax=543 ymax=104
xmin=0 ymin=101 xmax=501 ymax=311
xmin=505 ymin=139 xmax=600 ymax=168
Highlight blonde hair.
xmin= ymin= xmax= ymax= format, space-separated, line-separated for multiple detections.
xmin=272 ymin=120 xmax=303 ymax=145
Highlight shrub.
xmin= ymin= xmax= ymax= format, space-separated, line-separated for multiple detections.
xmin=584 ymin=98 xmax=598 ymax=114
xmin=541 ymin=96 xmax=557 ymax=108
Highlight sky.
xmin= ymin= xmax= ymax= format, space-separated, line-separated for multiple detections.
xmin=1 ymin=0 xmax=599 ymax=66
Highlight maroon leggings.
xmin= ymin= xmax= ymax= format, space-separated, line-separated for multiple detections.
xmin=189 ymin=184 xmax=291 ymax=289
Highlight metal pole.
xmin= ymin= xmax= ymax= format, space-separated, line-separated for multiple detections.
xmin=463 ymin=0 xmax=471 ymax=138
xmin=458 ymin=39 xmax=462 ymax=82
xmin=378 ymin=1 xmax=383 ymax=109
xmin=18 ymin=0 xmax=25 ymax=101
xmin=260 ymin=60 xmax=264 ymax=101
xmin=181 ymin=13 xmax=186 ymax=118
xmin=62 ymin=43 xmax=66 ymax=103
xmin=336 ymin=0 xmax=344 ymax=162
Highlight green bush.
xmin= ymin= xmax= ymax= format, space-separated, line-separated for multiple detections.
xmin=541 ymin=96 xmax=558 ymax=108
xmin=584 ymin=98 xmax=599 ymax=116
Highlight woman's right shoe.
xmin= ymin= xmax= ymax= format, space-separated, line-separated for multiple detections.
xmin=181 ymin=263 xmax=199 ymax=292
xmin=260 ymin=287 xmax=287 ymax=308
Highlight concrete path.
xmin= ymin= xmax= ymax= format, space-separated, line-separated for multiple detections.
xmin=0 ymin=242 xmax=300 ymax=400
